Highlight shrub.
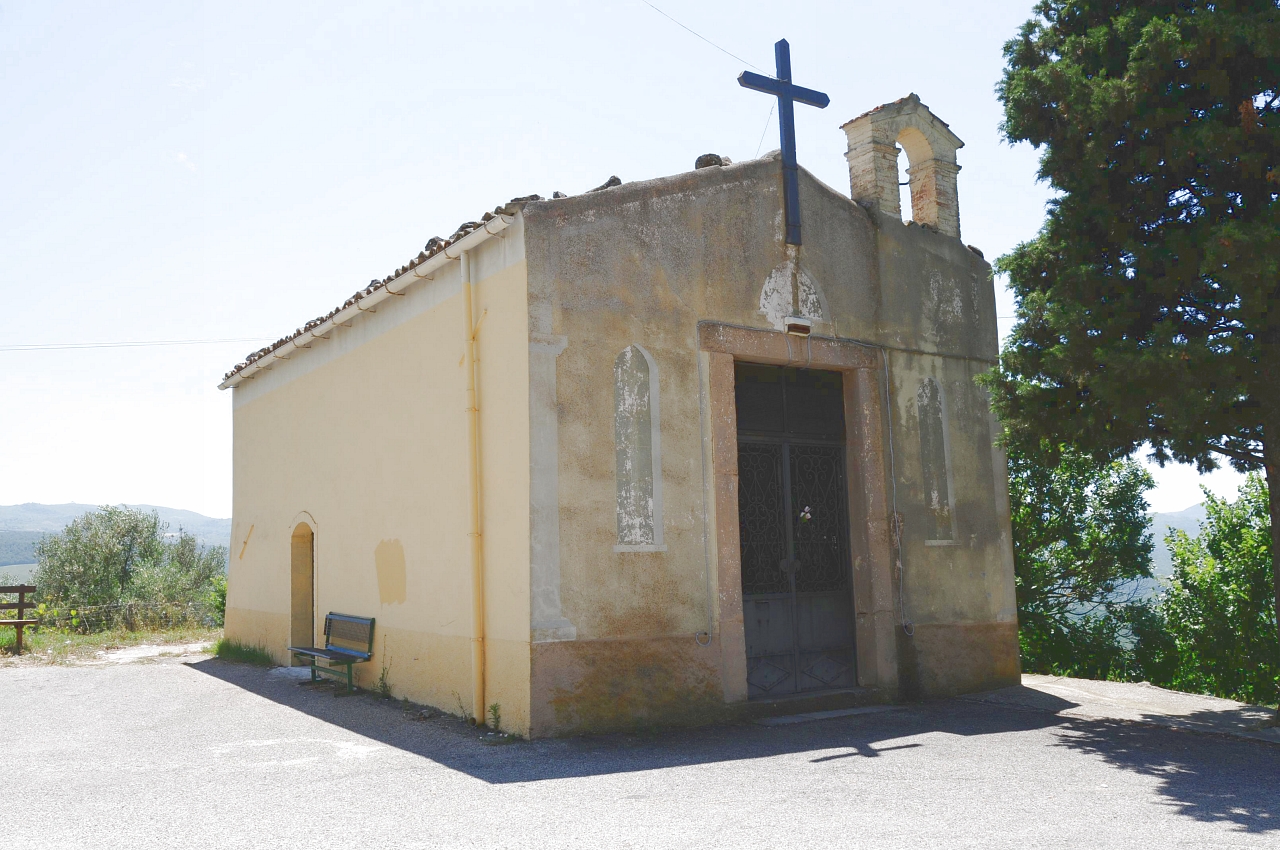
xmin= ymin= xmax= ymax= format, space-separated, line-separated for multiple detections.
xmin=1147 ymin=475 xmax=1279 ymax=706
xmin=32 ymin=506 xmax=227 ymax=631
xmin=207 ymin=574 xmax=227 ymax=627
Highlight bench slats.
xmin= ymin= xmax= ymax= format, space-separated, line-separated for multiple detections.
xmin=328 ymin=618 xmax=369 ymax=644
xmin=289 ymin=612 xmax=375 ymax=693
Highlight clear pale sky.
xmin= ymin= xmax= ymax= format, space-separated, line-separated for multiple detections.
xmin=0 ymin=0 xmax=1243 ymax=518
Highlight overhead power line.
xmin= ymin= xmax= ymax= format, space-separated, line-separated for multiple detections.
xmin=755 ymin=104 xmax=776 ymax=158
xmin=0 ymin=337 xmax=273 ymax=352
xmin=637 ymin=1 xmax=766 ymax=73
xmin=635 ymin=1 xmax=777 ymax=159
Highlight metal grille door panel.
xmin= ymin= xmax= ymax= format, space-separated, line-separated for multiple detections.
xmin=737 ymin=444 xmax=790 ymax=596
xmin=736 ymin=364 xmax=856 ymax=699
xmin=790 ymin=445 xmax=851 ymax=594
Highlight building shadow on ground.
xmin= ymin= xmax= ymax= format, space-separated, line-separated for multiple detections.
xmin=188 ymin=659 xmax=1069 ymax=776
xmin=189 ymin=659 xmax=1279 ymax=833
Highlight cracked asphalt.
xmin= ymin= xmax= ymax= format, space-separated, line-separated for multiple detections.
xmin=5 ymin=655 xmax=1277 ymax=849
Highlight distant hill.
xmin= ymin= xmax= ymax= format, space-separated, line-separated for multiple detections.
xmin=0 ymin=531 xmax=44 ymax=568
xmin=0 ymin=504 xmax=231 ymax=568
xmin=1118 ymin=503 xmax=1208 ymax=600
xmin=1149 ymin=503 xmax=1207 ymax=577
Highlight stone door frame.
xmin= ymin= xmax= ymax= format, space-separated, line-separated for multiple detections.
xmin=700 ymin=322 xmax=899 ymax=702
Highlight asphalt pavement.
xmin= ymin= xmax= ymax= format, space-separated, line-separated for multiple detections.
xmin=5 ymin=655 xmax=1277 ymax=849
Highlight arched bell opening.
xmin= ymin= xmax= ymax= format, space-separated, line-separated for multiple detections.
xmin=895 ymin=125 xmax=934 ymax=225
xmin=842 ymin=93 xmax=965 ymax=239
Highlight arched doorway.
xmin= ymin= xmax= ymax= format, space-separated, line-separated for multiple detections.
xmin=290 ymin=523 xmax=315 ymax=662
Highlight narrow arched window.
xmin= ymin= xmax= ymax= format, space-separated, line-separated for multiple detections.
xmin=614 ymin=345 xmax=664 ymax=550
xmin=917 ymin=377 xmax=954 ymax=541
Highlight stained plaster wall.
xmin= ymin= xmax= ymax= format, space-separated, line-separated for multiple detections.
xmin=872 ymin=219 xmax=1019 ymax=696
xmin=522 ymin=154 xmax=1016 ymax=734
xmin=224 ymin=223 xmax=532 ymax=734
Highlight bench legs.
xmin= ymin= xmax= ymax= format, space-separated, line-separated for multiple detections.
xmin=305 ymin=659 xmax=357 ymax=694
xmin=328 ymin=662 xmax=355 ymax=696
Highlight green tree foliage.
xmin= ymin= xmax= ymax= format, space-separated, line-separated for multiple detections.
xmin=130 ymin=526 xmax=226 ymax=606
xmin=35 ymin=507 xmax=165 ymax=607
xmin=33 ymin=506 xmax=227 ymax=627
xmin=1009 ymin=441 xmax=1155 ymax=678
xmin=1149 ymin=474 xmax=1279 ymax=704
xmin=207 ymin=573 xmax=228 ymax=628
xmin=988 ymin=1 xmax=1280 ymax=635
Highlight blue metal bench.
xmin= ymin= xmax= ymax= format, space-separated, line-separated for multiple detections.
xmin=288 ymin=612 xmax=375 ymax=693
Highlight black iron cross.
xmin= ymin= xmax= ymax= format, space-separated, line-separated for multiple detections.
xmin=738 ymin=40 xmax=829 ymax=246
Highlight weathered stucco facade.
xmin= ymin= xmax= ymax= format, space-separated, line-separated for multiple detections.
xmin=222 ymin=95 xmax=1018 ymax=738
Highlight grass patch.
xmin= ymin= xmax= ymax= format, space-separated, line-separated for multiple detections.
xmin=0 ymin=624 xmax=220 ymax=665
xmin=213 ymin=637 xmax=275 ymax=667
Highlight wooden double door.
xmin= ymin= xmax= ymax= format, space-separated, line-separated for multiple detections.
xmin=735 ymin=363 xmax=857 ymax=698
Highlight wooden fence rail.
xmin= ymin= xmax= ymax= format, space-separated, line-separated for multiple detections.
xmin=0 ymin=585 xmax=39 ymax=653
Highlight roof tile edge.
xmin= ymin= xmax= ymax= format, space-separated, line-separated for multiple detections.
xmin=218 ymin=197 xmax=539 ymax=389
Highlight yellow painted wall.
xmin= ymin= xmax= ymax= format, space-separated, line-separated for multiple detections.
xmin=224 ymin=244 xmax=532 ymax=734
xmin=473 ymin=250 xmax=534 ymax=733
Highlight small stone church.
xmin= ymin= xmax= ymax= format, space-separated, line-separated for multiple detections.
xmin=221 ymin=93 xmax=1019 ymax=737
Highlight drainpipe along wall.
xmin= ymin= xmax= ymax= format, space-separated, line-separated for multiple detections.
xmin=461 ymin=250 xmax=487 ymax=725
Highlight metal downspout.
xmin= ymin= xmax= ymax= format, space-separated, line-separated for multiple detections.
xmin=461 ymin=250 xmax=487 ymax=725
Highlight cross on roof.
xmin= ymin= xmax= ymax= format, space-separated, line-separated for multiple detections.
xmin=738 ymin=40 xmax=829 ymax=246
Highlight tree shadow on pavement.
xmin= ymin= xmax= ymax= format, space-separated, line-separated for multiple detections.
xmin=1052 ymin=715 xmax=1279 ymax=833
xmin=970 ymin=682 xmax=1280 ymax=832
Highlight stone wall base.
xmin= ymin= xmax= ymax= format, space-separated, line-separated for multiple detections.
xmin=896 ymin=621 xmax=1020 ymax=699
xmin=530 ymin=635 xmax=727 ymax=737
